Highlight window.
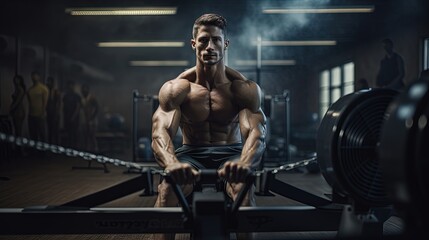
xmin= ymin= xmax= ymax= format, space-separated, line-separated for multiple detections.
xmin=319 ymin=62 xmax=355 ymax=119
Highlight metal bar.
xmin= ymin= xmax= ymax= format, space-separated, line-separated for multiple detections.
xmin=283 ymin=91 xmax=291 ymax=163
xmin=132 ymin=89 xmax=139 ymax=162
xmin=60 ymin=175 xmax=146 ymax=208
xmin=235 ymin=206 xmax=342 ymax=232
xmin=163 ymin=174 xmax=193 ymax=220
xmin=269 ymin=177 xmax=331 ymax=207
xmin=231 ymin=174 xmax=256 ymax=214
xmin=0 ymin=206 xmax=342 ymax=234
xmin=256 ymin=35 xmax=262 ymax=85
xmin=0 ymin=207 xmax=186 ymax=234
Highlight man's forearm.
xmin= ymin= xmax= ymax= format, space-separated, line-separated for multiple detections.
xmin=239 ymin=127 xmax=266 ymax=169
xmin=152 ymin=133 xmax=180 ymax=168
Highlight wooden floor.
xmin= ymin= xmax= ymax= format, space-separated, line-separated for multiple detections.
xmin=0 ymin=149 xmax=405 ymax=240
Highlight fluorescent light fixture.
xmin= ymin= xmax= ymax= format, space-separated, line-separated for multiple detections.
xmin=130 ymin=60 xmax=189 ymax=67
xmin=98 ymin=42 xmax=185 ymax=47
xmin=66 ymin=7 xmax=177 ymax=16
xmin=235 ymin=60 xmax=296 ymax=66
xmin=263 ymin=6 xmax=374 ymax=14
xmin=260 ymin=40 xmax=337 ymax=46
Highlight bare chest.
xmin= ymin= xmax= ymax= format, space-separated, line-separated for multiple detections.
xmin=181 ymin=84 xmax=238 ymax=124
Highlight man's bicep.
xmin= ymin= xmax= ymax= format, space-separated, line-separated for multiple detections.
xmin=152 ymin=106 xmax=181 ymax=140
xmin=239 ymin=108 xmax=266 ymax=141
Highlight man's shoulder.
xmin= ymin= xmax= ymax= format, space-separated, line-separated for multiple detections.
xmin=159 ymin=78 xmax=191 ymax=102
xmin=231 ymin=78 xmax=259 ymax=91
xmin=163 ymin=78 xmax=191 ymax=90
xmin=231 ymin=79 xmax=261 ymax=111
xmin=176 ymin=67 xmax=196 ymax=82
xmin=226 ymin=66 xmax=247 ymax=82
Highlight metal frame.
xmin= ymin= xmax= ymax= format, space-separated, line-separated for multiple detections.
xmin=132 ymin=90 xmax=156 ymax=162
xmin=0 ymin=206 xmax=342 ymax=235
xmin=0 ymin=167 xmax=358 ymax=236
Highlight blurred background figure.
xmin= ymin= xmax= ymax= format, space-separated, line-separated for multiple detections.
xmin=46 ymin=76 xmax=61 ymax=144
xmin=9 ymin=75 xmax=26 ymax=138
xmin=26 ymin=71 xmax=48 ymax=142
xmin=81 ymin=83 xmax=99 ymax=153
xmin=376 ymin=38 xmax=405 ymax=91
xmin=9 ymin=74 xmax=27 ymax=157
xmin=62 ymin=80 xmax=81 ymax=148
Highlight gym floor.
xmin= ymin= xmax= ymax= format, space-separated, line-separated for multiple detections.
xmin=0 ymin=150 xmax=404 ymax=240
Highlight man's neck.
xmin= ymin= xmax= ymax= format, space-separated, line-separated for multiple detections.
xmin=195 ymin=61 xmax=226 ymax=90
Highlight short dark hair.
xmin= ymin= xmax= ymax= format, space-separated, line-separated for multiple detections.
xmin=382 ymin=38 xmax=393 ymax=46
xmin=31 ymin=70 xmax=41 ymax=77
xmin=192 ymin=13 xmax=227 ymax=38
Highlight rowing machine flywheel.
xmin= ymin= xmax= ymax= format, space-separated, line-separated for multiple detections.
xmin=317 ymin=88 xmax=398 ymax=207
xmin=379 ymin=80 xmax=429 ymax=228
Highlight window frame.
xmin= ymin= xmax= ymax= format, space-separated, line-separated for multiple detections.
xmin=319 ymin=62 xmax=355 ymax=119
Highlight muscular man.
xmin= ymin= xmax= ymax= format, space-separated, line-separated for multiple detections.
xmin=151 ymin=13 xmax=266 ymax=239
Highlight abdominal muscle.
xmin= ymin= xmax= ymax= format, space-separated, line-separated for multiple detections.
xmin=180 ymin=121 xmax=242 ymax=146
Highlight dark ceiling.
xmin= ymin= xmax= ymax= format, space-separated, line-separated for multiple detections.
xmin=1 ymin=0 xmax=427 ymax=82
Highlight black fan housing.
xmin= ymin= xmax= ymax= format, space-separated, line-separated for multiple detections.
xmin=317 ymin=88 xmax=398 ymax=207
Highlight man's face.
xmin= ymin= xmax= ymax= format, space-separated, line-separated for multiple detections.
xmin=31 ymin=73 xmax=40 ymax=84
xmin=383 ymin=42 xmax=393 ymax=54
xmin=191 ymin=25 xmax=229 ymax=66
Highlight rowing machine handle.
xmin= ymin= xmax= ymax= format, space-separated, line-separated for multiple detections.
xmin=162 ymin=169 xmax=255 ymax=218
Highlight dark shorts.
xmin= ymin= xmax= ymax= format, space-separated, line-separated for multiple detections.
xmin=175 ymin=144 xmax=242 ymax=170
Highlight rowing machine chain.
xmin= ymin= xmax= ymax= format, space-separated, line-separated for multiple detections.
xmin=0 ymin=132 xmax=144 ymax=170
xmin=0 ymin=132 xmax=317 ymax=174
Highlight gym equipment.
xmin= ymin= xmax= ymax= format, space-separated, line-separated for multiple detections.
xmin=132 ymin=90 xmax=158 ymax=162
xmin=163 ymin=169 xmax=254 ymax=240
xmin=0 ymin=156 xmax=345 ymax=237
xmin=317 ymin=88 xmax=398 ymax=207
xmin=316 ymin=88 xmax=399 ymax=238
xmin=263 ymin=91 xmax=291 ymax=166
xmin=0 ymin=88 xmax=413 ymax=239
xmin=379 ymin=79 xmax=429 ymax=235
xmin=107 ymin=113 xmax=125 ymax=131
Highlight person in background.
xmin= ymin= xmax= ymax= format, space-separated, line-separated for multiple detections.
xmin=62 ymin=80 xmax=81 ymax=148
xmin=81 ymin=83 xmax=99 ymax=153
xmin=46 ymin=76 xmax=62 ymax=145
xmin=27 ymin=71 xmax=49 ymax=142
xmin=9 ymin=74 xmax=27 ymax=157
xmin=376 ymin=38 xmax=405 ymax=91
xmin=9 ymin=74 xmax=26 ymax=138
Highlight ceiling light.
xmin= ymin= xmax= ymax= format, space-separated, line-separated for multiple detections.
xmin=130 ymin=60 xmax=189 ymax=67
xmin=66 ymin=7 xmax=177 ymax=16
xmin=98 ymin=42 xmax=185 ymax=47
xmin=262 ymin=6 xmax=374 ymax=14
xmin=235 ymin=60 xmax=296 ymax=66
xmin=260 ymin=40 xmax=337 ymax=46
